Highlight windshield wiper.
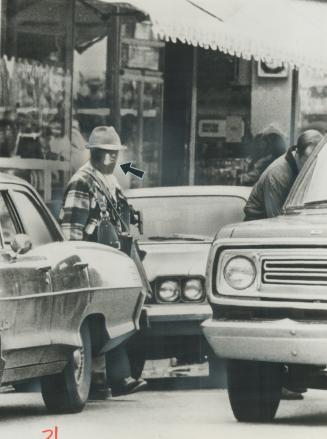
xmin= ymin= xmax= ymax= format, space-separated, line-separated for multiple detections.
xmin=283 ymin=205 xmax=304 ymax=213
xmin=303 ymin=199 xmax=327 ymax=208
xmin=147 ymin=234 xmax=207 ymax=241
xmin=285 ymin=200 xmax=327 ymax=212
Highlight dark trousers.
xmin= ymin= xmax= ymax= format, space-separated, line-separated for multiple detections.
xmin=106 ymin=345 xmax=131 ymax=385
xmin=92 ymin=345 xmax=131 ymax=388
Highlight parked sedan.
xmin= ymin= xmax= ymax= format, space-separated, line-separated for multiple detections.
xmin=126 ymin=185 xmax=250 ymax=380
xmin=0 ymin=173 xmax=146 ymax=413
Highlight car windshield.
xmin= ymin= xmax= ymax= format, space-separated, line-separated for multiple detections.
xmin=128 ymin=195 xmax=246 ymax=240
xmin=286 ymin=138 xmax=327 ymax=210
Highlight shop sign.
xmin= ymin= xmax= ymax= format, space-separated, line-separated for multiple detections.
xmin=198 ymin=119 xmax=226 ymax=138
xmin=124 ymin=44 xmax=160 ymax=71
xmin=258 ymin=60 xmax=289 ymax=78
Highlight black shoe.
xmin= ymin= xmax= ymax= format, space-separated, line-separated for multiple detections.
xmin=111 ymin=377 xmax=147 ymax=397
xmin=88 ymin=386 xmax=111 ymax=400
xmin=281 ymin=387 xmax=304 ymax=400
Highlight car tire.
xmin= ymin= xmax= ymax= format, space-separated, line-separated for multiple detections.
xmin=227 ymin=360 xmax=282 ymax=422
xmin=41 ymin=321 xmax=92 ymax=414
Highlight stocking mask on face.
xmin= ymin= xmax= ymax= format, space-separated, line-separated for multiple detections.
xmin=104 ymin=153 xmax=111 ymax=165
xmin=91 ymin=149 xmax=117 ymax=174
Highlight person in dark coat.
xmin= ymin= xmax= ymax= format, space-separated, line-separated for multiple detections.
xmin=244 ymin=129 xmax=323 ymax=221
xmin=244 ymin=129 xmax=323 ymax=399
xmin=242 ymin=126 xmax=287 ymax=186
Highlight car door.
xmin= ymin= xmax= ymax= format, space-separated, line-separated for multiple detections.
xmin=8 ymin=185 xmax=91 ymax=373
xmin=49 ymin=248 xmax=91 ymax=350
xmin=12 ymin=188 xmax=91 ymax=352
xmin=2 ymin=185 xmax=58 ymax=375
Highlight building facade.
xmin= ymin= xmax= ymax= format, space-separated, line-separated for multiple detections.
xmin=0 ymin=0 xmax=310 ymax=212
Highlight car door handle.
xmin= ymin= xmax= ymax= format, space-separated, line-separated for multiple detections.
xmin=37 ymin=265 xmax=51 ymax=273
xmin=73 ymin=262 xmax=88 ymax=270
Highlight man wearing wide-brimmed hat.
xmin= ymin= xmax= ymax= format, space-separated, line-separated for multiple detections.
xmin=59 ymin=126 xmax=147 ymax=399
xmin=60 ymin=126 xmax=128 ymax=242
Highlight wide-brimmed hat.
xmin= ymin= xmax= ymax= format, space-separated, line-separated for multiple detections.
xmin=86 ymin=126 xmax=127 ymax=151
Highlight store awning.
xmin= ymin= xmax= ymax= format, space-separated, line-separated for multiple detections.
xmin=96 ymin=0 xmax=327 ymax=73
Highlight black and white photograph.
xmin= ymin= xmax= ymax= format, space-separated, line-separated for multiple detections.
xmin=0 ymin=0 xmax=327 ymax=438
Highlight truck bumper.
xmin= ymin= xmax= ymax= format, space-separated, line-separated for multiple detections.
xmin=202 ymin=318 xmax=327 ymax=365
xmin=143 ymin=304 xmax=212 ymax=336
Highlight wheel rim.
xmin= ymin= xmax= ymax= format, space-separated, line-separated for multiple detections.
xmin=73 ymin=347 xmax=85 ymax=384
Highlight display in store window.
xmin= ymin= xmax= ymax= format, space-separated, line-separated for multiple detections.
xmin=196 ymin=49 xmax=252 ymax=185
xmin=74 ymin=37 xmax=109 ymax=140
xmin=142 ymin=81 xmax=162 ymax=187
xmin=225 ymin=115 xmax=245 ymax=143
xmin=0 ymin=55 xmax=70 ymax=158
xmin=121 ymin=79 xmax=139 ymax=112
xmin=196 ymin=157 xmax=249 ymax=186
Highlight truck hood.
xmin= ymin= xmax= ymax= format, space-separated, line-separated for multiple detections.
xmin=221 ymin=211 xmax=327 ymax=239
xmin=138 ymin=240 xmax=212 ymax=282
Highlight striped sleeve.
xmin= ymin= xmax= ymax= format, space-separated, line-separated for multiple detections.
xmin=59 ymin=176 xmax=91 ymax=241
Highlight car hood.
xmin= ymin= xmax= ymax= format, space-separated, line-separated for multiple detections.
xmin=138 ymin=240 xmax=212 ymax=282
xmin=221 ymin=211 xmax=327 ymax=239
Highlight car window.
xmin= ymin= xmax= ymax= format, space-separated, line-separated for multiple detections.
xmin=0 ymin=193 xmax=17 ymax=247
xmin=286 ymin=139 xmax=327 ymax=209
xmin=129 ymin=195 xmax=246 ymax=239
xmin=10 ymin=191 xmax=54 ymax=247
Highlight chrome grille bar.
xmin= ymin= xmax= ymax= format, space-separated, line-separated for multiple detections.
xmin=262 ymin=258 xmax=327 ymax=286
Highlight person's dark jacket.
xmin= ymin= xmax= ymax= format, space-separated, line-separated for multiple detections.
xmin=244 ymin=148 xmax=299 ymax=221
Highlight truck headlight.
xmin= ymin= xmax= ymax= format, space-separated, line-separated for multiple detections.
xmin=157 ymin=280 xmax=181 ymax=302
xmin=223 ymin=256 xmax=256 ymax=290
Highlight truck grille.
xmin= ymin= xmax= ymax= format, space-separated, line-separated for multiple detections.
xmin=262 ymin=259 xmax=327 ymax=285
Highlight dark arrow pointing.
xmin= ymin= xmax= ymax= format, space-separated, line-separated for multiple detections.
xmin=120 ymin=162 xmax=145 ymax=179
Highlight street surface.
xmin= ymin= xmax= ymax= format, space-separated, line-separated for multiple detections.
xmin=1 ymin=362 xmax=327 ymax=439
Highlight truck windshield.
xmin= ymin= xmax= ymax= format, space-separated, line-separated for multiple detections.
xmin=285 ymin=138 xmax=327 ymax=210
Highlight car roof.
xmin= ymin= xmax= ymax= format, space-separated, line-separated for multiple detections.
xmin=126 ymin=185 xmax=252 ymax=199
xmin=0 ymin=171 xmax=32 ymax=187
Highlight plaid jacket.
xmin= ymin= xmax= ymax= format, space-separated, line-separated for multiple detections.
xmin=59 ymin=161 xmax=127 ymax=241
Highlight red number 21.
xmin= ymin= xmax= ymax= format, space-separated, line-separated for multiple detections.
xmin=42 ymin=426 xmax=58 ymax=439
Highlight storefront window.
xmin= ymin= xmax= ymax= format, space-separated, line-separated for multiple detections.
xmin=143 ymin=81 xmax=162 ymax=186
xmin=119 ymin=19 xmax=164 ymax=188
xmin=299 ymin=70 xmax=327 ymax=135
xmin=196 ymin=50 xmax=252 ymax=185
xmin=0 ymin=0 xmax=73 ymax=204
xmin=73 ymin=37 xmax=108 ymax=160
xmin=73 ymin=0 xmax=116 ymax=178
xmin=120 ymin=77 xmax=140 ymax=166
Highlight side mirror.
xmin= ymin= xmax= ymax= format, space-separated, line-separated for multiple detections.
xmin=10 ymin=234 xmax=32 ymax=255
